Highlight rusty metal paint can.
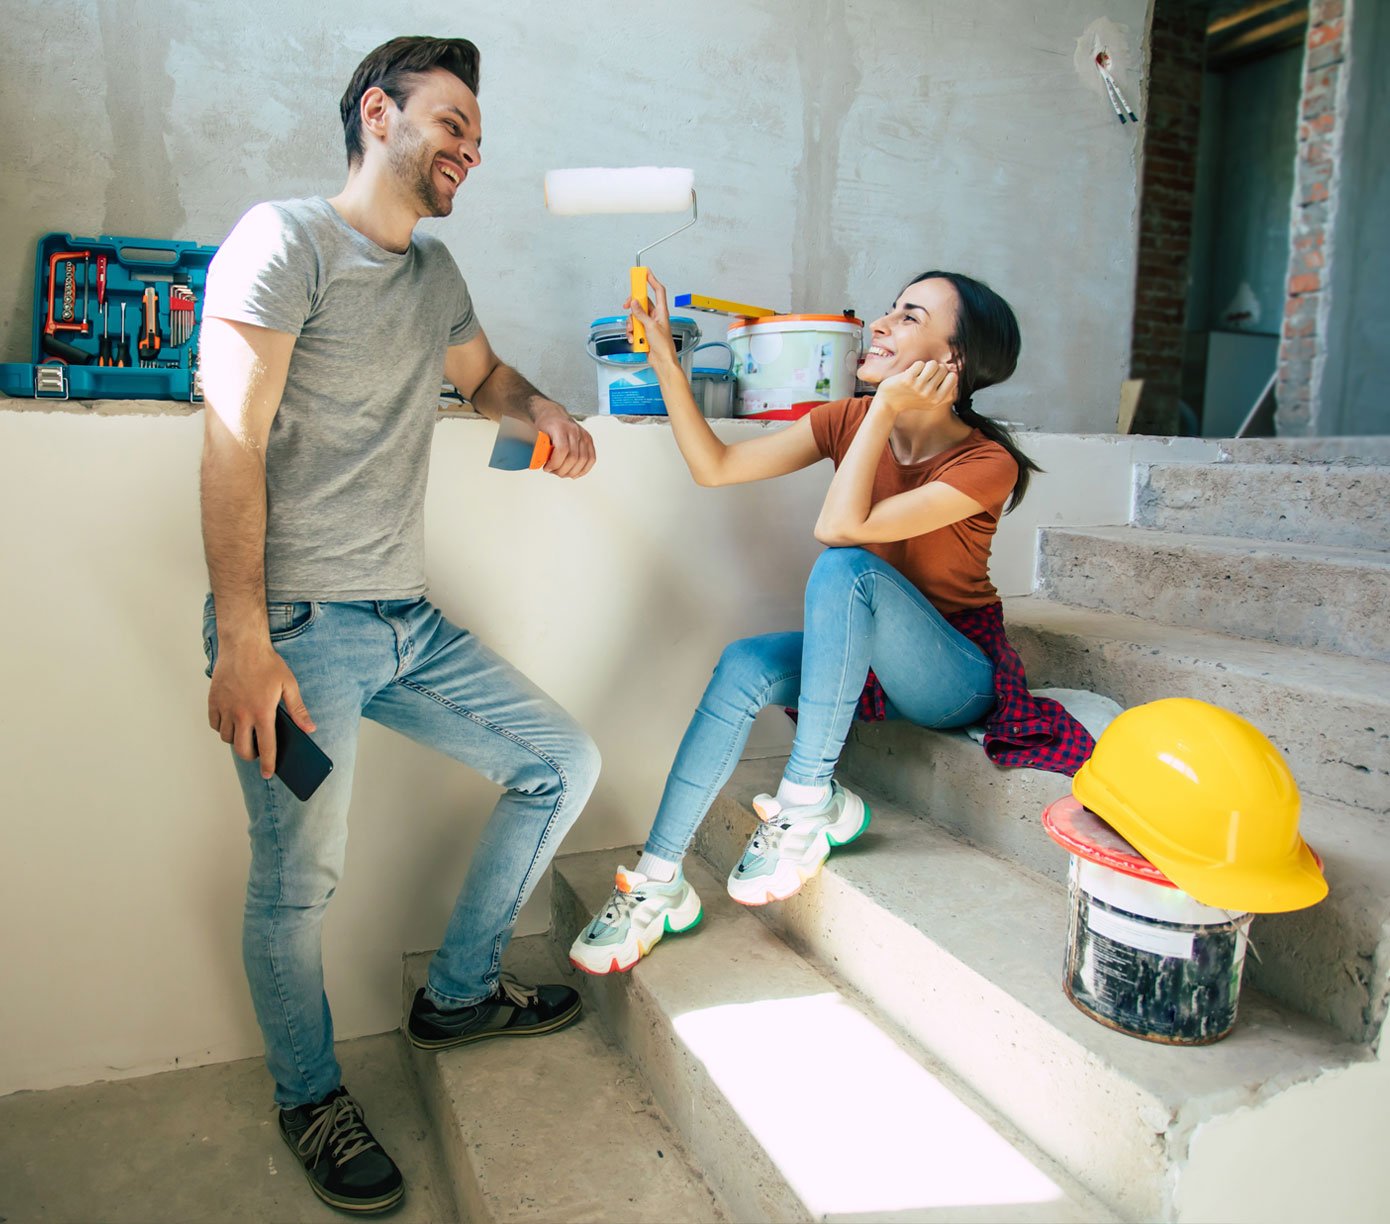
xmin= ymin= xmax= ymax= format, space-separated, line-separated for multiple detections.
xmin=1064 ymin=854 xmax=1253 ymax=1044
xmin=1044 ymin=796 xmax=1254 ymax=1045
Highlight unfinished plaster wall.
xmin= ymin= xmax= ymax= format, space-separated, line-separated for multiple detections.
xmin=0 ymin=0 xmax=1147 ymax=433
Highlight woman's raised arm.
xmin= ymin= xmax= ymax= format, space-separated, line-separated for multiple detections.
xmin=632 ymin=274 xmax=824 ymax=487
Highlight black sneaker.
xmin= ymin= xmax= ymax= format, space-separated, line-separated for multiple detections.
xmin=278 ymin=1086 xmax=404 ymax=1214
xmin=406 ymin=973 xmax=581 ymax=1050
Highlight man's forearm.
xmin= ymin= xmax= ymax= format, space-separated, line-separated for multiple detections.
xmin=200 ymin=428 xmax=272 ymax=647
xmin=471 ymin=362 xmax=561 ymax=424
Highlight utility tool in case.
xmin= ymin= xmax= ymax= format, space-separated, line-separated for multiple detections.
xmin=1 ymin=232 xmax=218 ymax=401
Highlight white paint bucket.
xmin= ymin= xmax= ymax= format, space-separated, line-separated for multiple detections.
xmin=588 ymin=315 xmax=701 ymax=415
xmin=1044 ymin=797 xmax=1252 ymax=1045
xmin=727 ymin=314 xmax=864 ymax=419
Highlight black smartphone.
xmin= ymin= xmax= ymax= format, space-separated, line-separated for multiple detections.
xmin=251 ymin=705 xmax=334 ymax=802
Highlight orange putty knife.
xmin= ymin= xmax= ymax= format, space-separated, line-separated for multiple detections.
xmin=488 ymin=416 xmax=553 ymax=471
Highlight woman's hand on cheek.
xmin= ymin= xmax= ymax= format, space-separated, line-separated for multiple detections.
xmin=873 ymin=359 xmax=959 ymax=417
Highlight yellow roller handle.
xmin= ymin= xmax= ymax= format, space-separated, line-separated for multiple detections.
xmin=630 ymin=265 xmax=650 ymax=353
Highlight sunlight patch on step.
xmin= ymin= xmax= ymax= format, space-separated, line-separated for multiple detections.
xmin=674 ymin=992 xmax=1068 ymax=1217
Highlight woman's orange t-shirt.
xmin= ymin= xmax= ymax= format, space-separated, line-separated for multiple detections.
xmin=808 ymin=396 xmax=1019 ymax=615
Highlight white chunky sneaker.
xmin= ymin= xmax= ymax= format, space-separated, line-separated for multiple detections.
xmin=569 ymin=866 xmax=703 ymax=975
xmin=726 ymin=780 xmax=870 ymax=906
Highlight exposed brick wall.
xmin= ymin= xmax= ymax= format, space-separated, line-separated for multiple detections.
xmin=1277 ymin=0 xmax=1352 ymax=434
xmin=1129 ymin=0 xmax=1207 ymax=435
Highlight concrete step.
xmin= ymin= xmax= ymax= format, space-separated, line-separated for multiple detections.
xmin=550 ymin=847 xmax=1112 ymax=1224
xmin=1135 ymin=461 xmax=1390 ymax=550
xmin=828 ymin=723 xmax=1389 ymax=1047
xmin=1037 ymin=526 xmax=1390 ymax=661
xmin=1217 ymin=436 xmax=1390 ymax=466
xmin=693 ymin=761 xmax=1374 ymax=1223
xmin=1003 ymin=596 xmax=1390 ymax=816
xmin=402 ymin=936 xmax=728 ymax=1224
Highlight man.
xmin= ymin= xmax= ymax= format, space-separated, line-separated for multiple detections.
xmin=199 ymin=36 xmax=598 ymax=1215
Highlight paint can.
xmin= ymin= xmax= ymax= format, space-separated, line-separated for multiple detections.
xmin=1043 ymin=796 xmax=1253 ymax=1045
xmin=727 ymin=314 xmax=864 ymax=419
xmin=588 ymin=315 xmax=701 ymax=414
xmin=691 ymin=342 xmax=735 ymax=418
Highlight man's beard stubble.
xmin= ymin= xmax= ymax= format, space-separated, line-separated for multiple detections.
xmin=387 ymin=116 xmax=451 ymax=218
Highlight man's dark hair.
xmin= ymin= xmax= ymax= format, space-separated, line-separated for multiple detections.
xmin=339 ymin=36 xmax=481 ymax=168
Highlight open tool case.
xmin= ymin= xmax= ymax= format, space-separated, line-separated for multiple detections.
xmin=0 ymin=233 xmax=218 ymax=402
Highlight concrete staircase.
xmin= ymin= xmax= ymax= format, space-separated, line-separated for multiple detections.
xmin=404 ymin=442 xmax=1390 ymax=1222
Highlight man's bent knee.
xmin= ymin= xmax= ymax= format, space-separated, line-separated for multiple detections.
xmin=559 ymin=730 xmax=601 ymax=804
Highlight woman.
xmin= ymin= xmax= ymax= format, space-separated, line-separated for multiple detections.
xmin=570 ymin=270 xmax=1089 ymax=975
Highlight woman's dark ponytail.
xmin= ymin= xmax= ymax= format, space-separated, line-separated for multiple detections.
xmin=905 ymin=270 xmax=1040 ymax=511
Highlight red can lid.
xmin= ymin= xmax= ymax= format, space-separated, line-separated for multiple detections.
xmin=1041 ymin=795 xmax=1174 ymax=886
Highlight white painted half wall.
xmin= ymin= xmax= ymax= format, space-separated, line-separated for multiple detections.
xmin=0 ymin=406 xmax=1219 ymax=1097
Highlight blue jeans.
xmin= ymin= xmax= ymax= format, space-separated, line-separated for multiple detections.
xmin=202 ymin=596 xmax=600 ymax=1108
xmin=645 ymin=547 xmax=995 ymax=861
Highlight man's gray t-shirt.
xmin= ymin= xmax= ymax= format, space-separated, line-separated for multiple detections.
xmin=204 ymin=196 xmax=478 ymax=600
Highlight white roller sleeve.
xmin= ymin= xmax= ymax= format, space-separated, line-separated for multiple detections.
xmin=544 ymin=167 xmax=694 ymax=216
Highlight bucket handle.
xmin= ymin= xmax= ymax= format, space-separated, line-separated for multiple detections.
xmin=691 ymin=341 xmax=734 ymax=372
xmin=586 ymin=336 xmax=649 ymax=368
xmin=587 ymin=325 xmax=705 ymax=368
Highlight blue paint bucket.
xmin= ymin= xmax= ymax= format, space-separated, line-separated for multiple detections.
xmin=587 ymin=315 xmax=701 ymax=415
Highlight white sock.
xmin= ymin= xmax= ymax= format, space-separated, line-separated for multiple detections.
xmin=635 ymin=851 xmax=679 ymax=883
xmin=776 ymin=778 xmax=829 ymax=809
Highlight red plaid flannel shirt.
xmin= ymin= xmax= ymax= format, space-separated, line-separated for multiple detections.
xmin=854 ymin=601 xmax=1095 ymax=776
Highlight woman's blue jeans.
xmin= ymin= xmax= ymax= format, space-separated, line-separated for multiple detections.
xmin=202 ymin=597 xmax=600 ymax=1109
xmin=645 ymin=547 xmax=995 ymax=861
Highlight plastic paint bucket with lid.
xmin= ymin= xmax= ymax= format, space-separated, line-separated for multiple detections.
xmin=1043 ymin=796 xmax=1253 ymax=1045
xmin=727 ymin=314 xmax=864 ymax=419
xmin=588 ymin=315 xmax=701 ymax=415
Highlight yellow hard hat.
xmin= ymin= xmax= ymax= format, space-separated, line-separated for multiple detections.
xmin=1072 ymin=697 xmax=1326 ymax=913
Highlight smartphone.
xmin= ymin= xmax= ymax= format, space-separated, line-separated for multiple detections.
xmin=250 ymin=705 xmax=334 ymax=802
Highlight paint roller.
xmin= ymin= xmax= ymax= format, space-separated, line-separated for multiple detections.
xmin=544 ymin=167 xmax=696 ymax=353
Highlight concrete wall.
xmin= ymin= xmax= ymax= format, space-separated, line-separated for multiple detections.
xmin=0 ymin=0 xmax=1146 ymax=432
xmin=1323 ymin=0 xmax=1390 ymax=436
xmin=1176 ymin=1041 xmax=1390 ymax=1224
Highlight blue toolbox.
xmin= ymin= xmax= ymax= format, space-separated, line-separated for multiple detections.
xmin=0 ymin=232 xmax=218 ymax=402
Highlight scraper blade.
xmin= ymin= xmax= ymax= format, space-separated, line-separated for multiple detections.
xmin=488 ymin=416 xmax=553 ymax=471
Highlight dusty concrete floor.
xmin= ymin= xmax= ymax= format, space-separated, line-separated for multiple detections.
xmin=0 ymin=1032 xmax=459 ymax=1223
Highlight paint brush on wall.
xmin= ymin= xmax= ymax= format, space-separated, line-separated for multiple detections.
xmin=1102 ymin=71 xmax=1127 ymax=123
xmin=488 ymin=415 xmax=553 ymax=472
xmin=1096 ymin=52 xmax=1138 ymax=123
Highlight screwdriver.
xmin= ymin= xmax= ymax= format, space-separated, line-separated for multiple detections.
xmin=116 ymin=302 xmax=132 ymax=368
xmin=96 ymin=256 xmax=113 ymax=366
